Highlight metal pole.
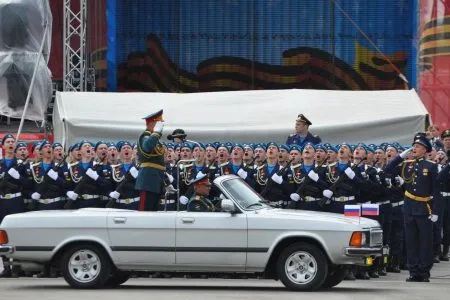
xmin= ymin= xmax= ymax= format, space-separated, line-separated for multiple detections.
xmin=16 ymin=23 xmax=48 ymax=140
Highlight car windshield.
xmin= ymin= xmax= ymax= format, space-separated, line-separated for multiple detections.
xmin=221 ymin=178 xmax=266 ymax=210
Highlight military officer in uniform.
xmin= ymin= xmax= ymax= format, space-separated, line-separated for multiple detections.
xmin=385 ymin=135 xmax=441 ymax=282
xmin=286 ymin=114 xmax=321 ymax=146
xmin=135 ymin=109 xmax=166 ymax=211
xmin=187 ymin=172 xmax=215 ymax=212
xmin=167 ymin=128 xmax=187 ymax=144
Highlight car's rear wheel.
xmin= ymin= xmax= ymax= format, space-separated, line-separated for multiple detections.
xmin=321 ymin=266 xmax=346 ymax=288
xmin=105 ymin=271 xmax=130 ymax=287
xmin=60 ymin=244 xmax=111 ymax=289
xmin=276 ymin=242 xmax=328 ymax=291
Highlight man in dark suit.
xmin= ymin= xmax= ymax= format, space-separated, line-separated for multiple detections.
xmin=135 ymin=109 xmax=166 ymax=211
xmin=286 ymin=114 xmax=321 ymax=147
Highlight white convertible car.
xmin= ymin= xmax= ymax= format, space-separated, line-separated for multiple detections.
xmin=0 ymin=175 xmax=383 ymax=291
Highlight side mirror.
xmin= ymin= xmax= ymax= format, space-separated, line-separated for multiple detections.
xmin=221 ymin=199 xmax=236 ymax=213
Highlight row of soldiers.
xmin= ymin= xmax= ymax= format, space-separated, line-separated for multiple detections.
xmin=1 ymin=131 xmax=450 ymax=281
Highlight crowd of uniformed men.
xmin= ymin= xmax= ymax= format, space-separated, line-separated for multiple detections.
xmin=1 ymin=111 xmax=450 ymax=283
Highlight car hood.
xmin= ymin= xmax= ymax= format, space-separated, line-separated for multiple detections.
xmin=254 ymin=208 xmax=380 ymax=229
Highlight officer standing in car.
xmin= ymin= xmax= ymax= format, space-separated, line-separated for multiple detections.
xmin=135 ymin=109 xmax=166 ymax=211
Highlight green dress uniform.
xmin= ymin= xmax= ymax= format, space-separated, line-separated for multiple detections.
xmin=187 ymin=194 xmax=215 ymax=212
xmin=135 ymin=109 xmax=166 ymax=211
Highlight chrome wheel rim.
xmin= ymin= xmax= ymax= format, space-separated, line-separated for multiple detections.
xmin=285 ymin=251 xmax=317 ymax=284
xmin=68 ymin=249 xmax=101 ymax=283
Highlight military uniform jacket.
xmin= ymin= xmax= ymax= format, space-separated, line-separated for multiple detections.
xmin=286 ymin=132 xmax=321 ymax=146
xmin=254 ymin=163 xmax=290 ymax=202
xmin=325 ymin=162 xmax=362 ymax=198
xmin=386 ymin=156 xmax=441 ymax=216
xmin=354 ymin=164 xmax=384 ymax=203
xmin=135 ymin=130 xmax=166 ymax=193
xmin=218 ymin=162 xmax=255 ymax=186
xmin=377 ymin=165 xmax=404 ymax=203
xmin=187 ymin=194 xmax=215 ymax=212
xmin=31 ymin=161 xmax=71 ymax=198
xmin=69 ymin=160 xmax=112 ymax=196
xmin=289 ymin=163 xmax=329 ymax=198
xmin=0 ymin=158 xmax=31 ymax=195
xmin=438 ymin=163 xmax=450 ymax=193
xmin=112 ymin=163 xmax=140 ymax=199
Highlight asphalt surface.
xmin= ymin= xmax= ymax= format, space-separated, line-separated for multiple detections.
xmin=1 ymin=262 xmax=450 ymax=300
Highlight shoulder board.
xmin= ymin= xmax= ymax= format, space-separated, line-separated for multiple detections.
xmin=219 ymin=162 xmax=228 ymax=167
xmin=209 ymin=165 xmax=217 ymax=169
xmin=257 ymin=165 xmax=265 ymax=170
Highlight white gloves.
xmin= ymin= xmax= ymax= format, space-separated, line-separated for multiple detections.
xmin=237 ymin=168 xmax=248 ymax=180
xmin=47 ymin=169 xmax=58 ymax=181
xmin=179 ymin=196 xmax=189 ymax=205
xmin=400 ymin=148 xmax=413 ymax=159
xmin=395 ymin=176 xmax=404 ymax=186
xmin=429 ymin=214 xmax=438 ymax=223
xmin=344 ymin=167 xmax=356 ymax=180
xmin=361 ymin=171 xmax=367 ymax=178
xmin=8 ymin=168 xmax=20 ymax=180
xmin=307 ymin=170 xmax=319 ymax=182
xmin=271 ymin=173 xmax=283 ymax=184
xmin=130 ymin=166 xmax=139 ymax=179
xmin=166 ymin=172 xmax=174 ymax=183
xmin=109 ymin=191 xmax=120 ymax=199
xmin=385 ymin=178 xmax=392 ymax=186
xmin=290 ymin=193 xmax=301 ymax=202
xmin=166 ymin=184 xmax=177 ymax=194
xmin=323 ymin=189 xmax=333 ymax=199
xmin=66 ymin=191 xmax=78 ymax=200
xmin=153 ymin=121 xmax=164 ymax=134
xmin=86 ymin=168 xmax=99 ymax=181
xmin=31 ymin=192 xmax=41 ymax=200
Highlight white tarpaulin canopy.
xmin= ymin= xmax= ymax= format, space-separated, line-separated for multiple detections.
xmin=53 ymin=89 xmax=429 ymax=149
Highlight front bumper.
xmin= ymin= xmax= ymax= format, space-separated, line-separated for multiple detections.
xmin=345 ymin=246 xmax=383 ymax=257
xmin=0 ymin=245 xmax=14 ymax=254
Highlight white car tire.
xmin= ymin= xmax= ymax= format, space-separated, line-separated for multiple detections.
xmin=60 ymin=244 xmax=112 ymax=289
xmin=276 ymin=242 xmax=328 ymax=291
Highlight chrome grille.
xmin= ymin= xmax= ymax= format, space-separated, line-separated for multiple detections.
xmin=370 ymin=229 xmax=383 ymax=247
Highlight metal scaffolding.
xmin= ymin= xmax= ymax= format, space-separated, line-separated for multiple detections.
xmin=63 ymin=0 xmax=89 ymax=91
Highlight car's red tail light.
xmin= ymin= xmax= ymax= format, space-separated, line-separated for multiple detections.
xmin=0 ymin=230 xmax=9 ymax=245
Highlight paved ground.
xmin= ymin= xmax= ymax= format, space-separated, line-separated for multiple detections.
xmin=1 ymin=262 xmax=450 ymax=300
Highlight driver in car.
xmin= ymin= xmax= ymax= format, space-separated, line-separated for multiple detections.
xmin=187 ymin=172 xmax=215 ymax=212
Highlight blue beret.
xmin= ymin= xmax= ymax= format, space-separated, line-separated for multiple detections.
xmin=356 ymin=143 xmax=368 ymax=152
xmin=142 ymin=109 xmax=163 ymax=121
xmin=174 ymin=143 xmax=181 ymax=150
xmin=326 ymin=144 xmax=338 ymax=153
xmin=373 ymin=145 xmax=385 ymax=152
xmin=205 ymin=143 xmax=217 ymax=150
xmin=118 ymin=141 xmax=132 ymax=151
xmin=15 ymin=142 xmax=27 ymax=152
xmin=303 ymin=142 xmax=316 ymax=151
xmin=279 ymin=144 xmax=290 ymax=152
xmin=193 ymin=142 xmax=205 ymax=150
xmin=232 ymin=143 xmax=244 ymax=151
xmin=107 ymin=142 xmax=117 ymax=149
xmin=52 ymin=142 xmax=62 ymax=149
xmin=254 ymin=143 xmax=265 ymax=150
xmin=94 ymin=141 xmax=107 ymax=151
xmin=68 ymin=143 xmax=78 ymax=152
xmin=289 ymin=145 xmax=302 ymax=152
xmin=38 ymin=140 xmax=52 ymax=151
xmin=338 ymin=143 xmax=352 ymax=151
xmin=1 ymin=134 xmax=14 ymax=144
xmin=315 ymin=144 xmax=326 ymax=151
xmin=181 ymin=142 xmax=193 ymax=150
xmin=78 ymin=140 xmax=93 ymax=150
xmin=166 ymin=143 xmax=174 ymax=149
xmin=266 ymin=142 xmax=279 ymax=151
xmin=243 ymin=143 xmax=254 ymax=151
xmin=217 ymin=143 xmax=230 ymax=151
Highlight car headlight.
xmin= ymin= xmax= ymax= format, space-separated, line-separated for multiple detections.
xmin=349 ymin=231 xmax=368 ymax=247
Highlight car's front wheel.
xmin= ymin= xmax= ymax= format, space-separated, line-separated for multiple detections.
xmin=276 ymin=242 xmax=328 ymax=291
xmin=60 ymin=244 xmax=111 ymax=289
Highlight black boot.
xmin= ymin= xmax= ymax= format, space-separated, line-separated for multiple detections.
xmin=343 ymin=267 xmax=356 ymax=280
xmin=440 ymin=245 xmax=449 ymax=261
xmin=368 ymin=270 xmax=379 ymax=278
xmin=378 ymin=266 xmax=388 ymax=276
xmin=387 ymin=256 xmax=401 ymax=273
xmin=433 ymin=255 xmax=441 ymax=263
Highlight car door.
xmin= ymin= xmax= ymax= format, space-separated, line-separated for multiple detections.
xmin=175 ymin=211 xmax=247 ymax=270
xmin=107 ymin=211 xmax=176 ymax=268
